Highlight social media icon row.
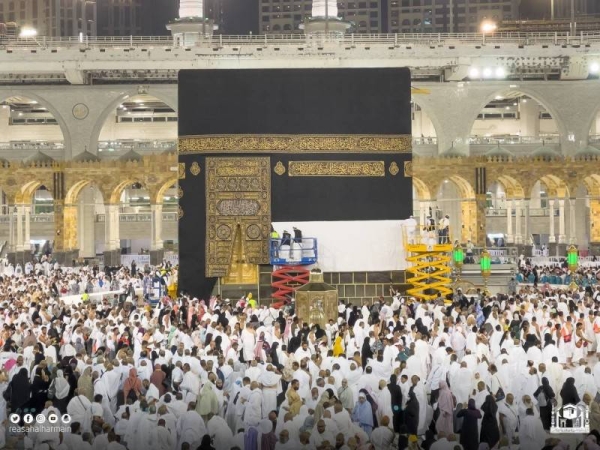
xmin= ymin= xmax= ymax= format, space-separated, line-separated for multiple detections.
xmin=9 ymin=413 xmax=71 ymax=424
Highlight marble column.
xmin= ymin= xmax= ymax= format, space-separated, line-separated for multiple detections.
xmin=104 ymin=204 xmax=121 ymax=266
xmin=548 ymin=199 xmax=556 ymax=243
xmin=150 ymin=204 xmax=165 ymax=265
xmin=150 ymin=204 xmax=164 ymax=251
xmin=24 ymin=206 xmax=31 ymax=255
xmin=514 ymin=200 xmax=522 ymax=244
xmin=506 ymin=200 xmax=513 ymax=243
xmin=569 ymin=198 xmax=576 ymax=244
xmin=558 ymin=199 xmax=566 ymax=244
xmin=15 ymin=205 xmax=24 ymax=252
xmin=524 ymin=199 xmax=530 ymax=243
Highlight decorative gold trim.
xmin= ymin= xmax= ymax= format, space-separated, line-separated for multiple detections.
xmin=205 ymin=157 xmax=271 ymax=278
xmin=179 ymin=134 xmax=412 ymax=154
xmin=178 ymin=205 xmax=184 ymax=219
xmin=178 ymin=163 xmax=186 ymax=179
xmin=190 ymin=161 xmax=201 ymax=176
xmin=177 ymin=186 xmax=183 ymax=198
xmin=404 ymin=161 xmax=413 ymax=177
xmin=273 ymin=161 xmax=286 ymax=176
xmin=288 ymin=161 xmax=385 ymax=177
xmin=389 ymin=162 xmax=400 ymax=176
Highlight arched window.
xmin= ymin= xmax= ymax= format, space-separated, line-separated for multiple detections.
xmin=283 ymin=24 xmax=292 ymax=30
xmin=273 ymin=24 xmax=281 ymax=31
xmin=402 ymin=19 xmax=410 ymax=25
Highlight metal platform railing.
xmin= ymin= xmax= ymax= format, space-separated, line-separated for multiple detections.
xmin=3 ymin=31 xmax=600 ymax=50
xmin=270 ymin=237 xmax=318 ymax=266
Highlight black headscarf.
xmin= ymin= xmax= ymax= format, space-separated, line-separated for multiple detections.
xmin=361 ymin=337 xmax=373 ymax=368
xmin=560 ymin=377 xmax=580 ymax=405
xmin=197 ymin=434 xmax=215 ymax=450
xmin=269 ymin=342 xmax=280 ymax=368
xmin=10 ymin=367 xmax=31 ymax=410
xmin=535 ymin=377 xmax=556 ymax=402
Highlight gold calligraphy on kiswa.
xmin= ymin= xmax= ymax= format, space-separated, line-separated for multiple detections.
xmin=288 ymin=161 xmax=386 ymax=177
xmin=178 ymin=134 xmax=412 ymax=154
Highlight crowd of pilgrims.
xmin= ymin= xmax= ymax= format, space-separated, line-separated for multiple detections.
xmin=514 ymin=256 xmax=600 ymax=287
xmin=1 ymin=263 xmax=600 ymax=450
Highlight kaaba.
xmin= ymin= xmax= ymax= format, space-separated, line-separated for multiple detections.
xmin=178 ymin=68 xmax=412 ymax=299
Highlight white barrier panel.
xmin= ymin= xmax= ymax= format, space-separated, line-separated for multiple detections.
xmin=121 ymin=255 xmax=150 ymax=266
xmin=119 ymin=254 xmax=179 ymax=267
xmin=60 ymin=288 xmax=143 ymax=306
xmin=272 ymin=220 xmax=406 ymax=272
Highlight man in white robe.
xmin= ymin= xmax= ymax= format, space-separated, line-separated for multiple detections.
xmin=370 ymin=415 xmax=395 ymax=450
xmin=519 ymin=408 xmax=547 ymax=449
xmin=498 ymin=393 xmax=519 ymax=445
xmin=176 ymin=404 xmax=206 ymax=450
xmin=258 ymin=365 xmax=281 ymax=417
xmin=244 ymin=382 xmax=263 ymax=428
xmin=180 ymin=364 xmax=200 ymax=403
xmin=451 ymin=363 xmax=473 ymax=406
xmin=66 ymin=395 xmax=93 ymax=433
xmin=207 ymin=413 xmax=234 ymax=450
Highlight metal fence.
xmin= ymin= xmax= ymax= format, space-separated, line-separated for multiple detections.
xmin=3 ymin=31 xmax=600 ymax=50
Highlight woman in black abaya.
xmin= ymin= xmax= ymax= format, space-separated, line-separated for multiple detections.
xmin=456 ymin=399 xmax=481 ymax=450
xmin=480 ymin=395 xmax=500 ymax=448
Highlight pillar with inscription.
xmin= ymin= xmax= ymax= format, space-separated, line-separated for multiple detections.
xmin=295 ymin=268 xmax=338 ymax=328
xmin=150 ymin=203 xmax=164 ymax=265
xmin=104 ymin=204 xmax=121 ymax=267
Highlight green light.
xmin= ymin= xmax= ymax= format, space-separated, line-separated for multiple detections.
xmin=453 ymin=247 xmax=464 ymax=264
xmin=567 ymin=246 xmax=578 ymax=267
xmin=480 ymin=249 xmax=491 ymax=272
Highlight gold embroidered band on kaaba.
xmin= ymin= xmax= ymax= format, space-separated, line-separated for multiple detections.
xmin=178 ymin=134 xmax=412 ymax=154
xmin=288 ymin=161 xmax=385 ymax=177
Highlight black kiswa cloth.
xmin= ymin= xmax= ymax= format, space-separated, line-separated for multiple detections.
xmin=178 ymin=68 xmax=412 ymax=299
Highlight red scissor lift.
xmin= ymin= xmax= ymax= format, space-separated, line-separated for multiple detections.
xmin=270 ymin=237 xmax=318 ymax=309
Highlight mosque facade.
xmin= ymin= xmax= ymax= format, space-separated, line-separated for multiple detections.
xmin=0 ymin=33 xmax=599 ymax=297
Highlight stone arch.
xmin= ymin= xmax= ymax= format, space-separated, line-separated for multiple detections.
xmin=154 ymin=178 xmax=178 ymax=205
xmin=412 ymin=177 xmax=431 ymax=201
xmin=109 ymin=179 xmax=147 ymax=205
xmin=530 ymin=174 xmax=570 ymax=198
xmin=468 ymin=88 xmax=567 ymax=145
xmin=435 ymin=175 xmax=476 ymax=200
xmin=579 ymin=174 xmax=600 ymax=198
xmin=584 ymin=101 xmax=600 ymax=139
xmin=90 ymin=89 xmax=178 ymax=155
xmin=487 ymin=174 xmax=525 ymax=199
xmin=0 ymin=92 xmax=71 ymax=159
xmin=65 ymin=180 xmax=106 ymax=205
xmin=411 ymin=98 xmax=440 ymax=138
xmin=16 ymin=180 xmax=46 ymax=204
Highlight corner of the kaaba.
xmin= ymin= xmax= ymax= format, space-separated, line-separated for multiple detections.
xmin=177 ymin=68 xmax=413 ymax=304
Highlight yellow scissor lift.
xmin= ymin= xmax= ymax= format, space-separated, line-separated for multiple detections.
xmin=402 ymin=226 xmax=453 ymax=301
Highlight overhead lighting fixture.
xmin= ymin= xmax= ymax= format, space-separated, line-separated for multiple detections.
xmin=522 ymin=99 xmax=527 ymax=103
xmin=483 ymin=68 xmax=493 ymax=78
xmin=480 ymin=21 xmax=497 ymax=34
xmin=495 ymin=95 xmax=504 ymax=100
xmin=590 ymin=62 xmax=600 ymax=74
xmin=469 ymin=67 xmax=480 ymax=78
xmin=495 ymin=67 xmax=506 ymax=78
xmin=19 ymin=28 xmax=38 ymax=38
xmin=513 ymin=102 xmax=517 ymax=106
